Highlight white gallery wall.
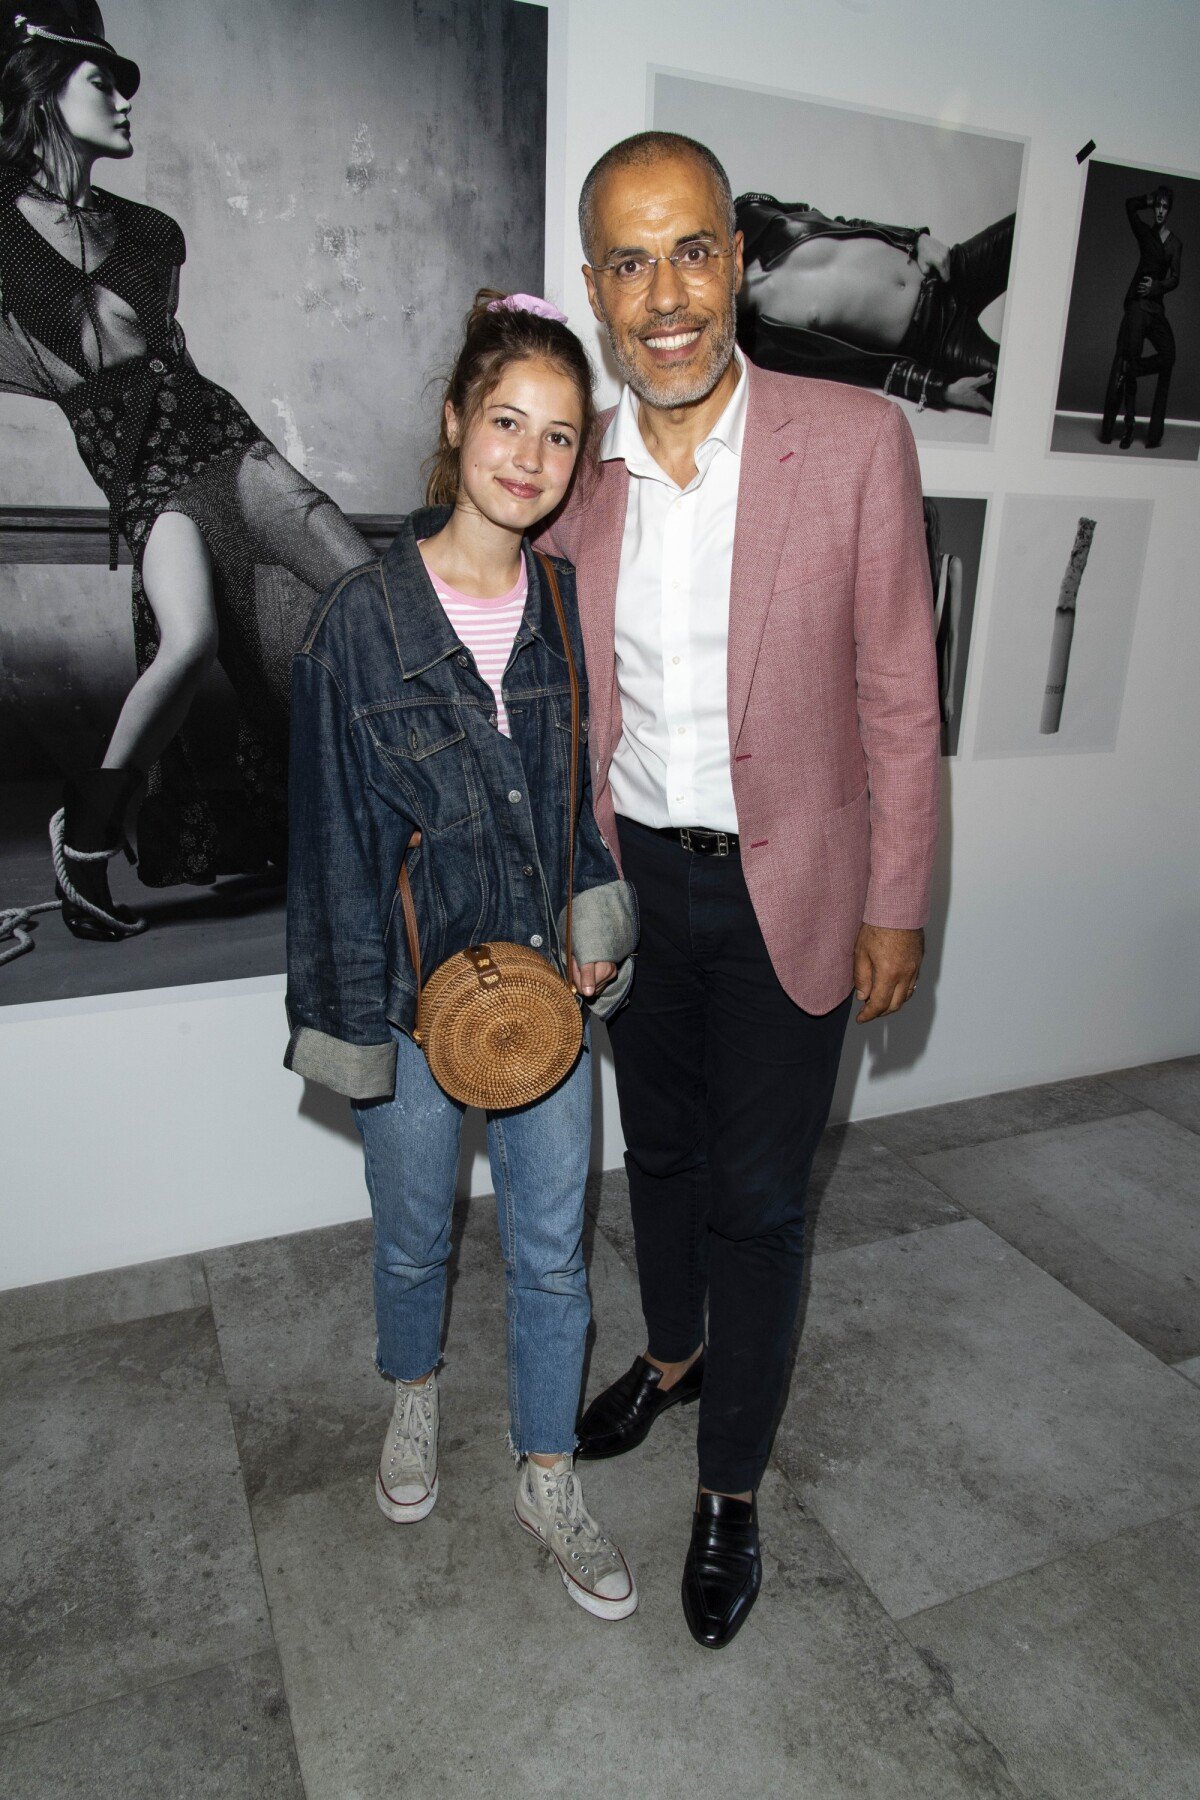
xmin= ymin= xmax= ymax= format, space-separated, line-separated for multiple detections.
xmin=3 ymin=0 xmax=1198 ymax=1288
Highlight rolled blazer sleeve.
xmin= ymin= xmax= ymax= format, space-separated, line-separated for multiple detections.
xmin=284 ymin=651 xmax=415 ymax=1100
xmin=852 ymin=403 xmax=941 ymax=929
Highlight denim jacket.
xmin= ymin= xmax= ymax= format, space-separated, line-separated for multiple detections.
xmin=284 ymin=507 xmax=638 ymax=1100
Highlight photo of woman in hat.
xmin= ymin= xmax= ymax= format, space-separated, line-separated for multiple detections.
xmin=0 ymin=3 xmax=373 ymax=940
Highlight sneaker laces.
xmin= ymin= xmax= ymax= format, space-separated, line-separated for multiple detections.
xmin=392 ymin=1383 xmax=435 ymax=1473
xmin=541 ymin=1465 xmax=618 ymax=1567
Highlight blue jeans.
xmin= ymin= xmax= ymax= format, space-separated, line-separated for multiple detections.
xmin=353 ymin=1027 xmax=592 ymax=1456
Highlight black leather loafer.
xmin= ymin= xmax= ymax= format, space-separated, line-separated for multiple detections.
xmin=576 ymin=1352 xmax=704 ymax=1460
xmin=681 ymin=1490 xmax=762 ymax=1650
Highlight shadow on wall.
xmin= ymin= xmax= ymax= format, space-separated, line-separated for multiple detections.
xmin=829 ymin=757 xmax=952 ymax=1122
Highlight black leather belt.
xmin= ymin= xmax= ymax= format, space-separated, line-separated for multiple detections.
xmin=653 ymin=825 xmax=739 ymax=856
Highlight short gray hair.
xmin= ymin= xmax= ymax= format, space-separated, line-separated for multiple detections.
xmin=578 ymin=131 xmax=736 ymax=263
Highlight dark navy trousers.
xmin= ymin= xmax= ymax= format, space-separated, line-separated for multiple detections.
xmin=608 ymin=816 xmax=851 ymax=1494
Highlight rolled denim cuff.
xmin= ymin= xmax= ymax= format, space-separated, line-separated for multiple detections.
xmin=284 ymin=1024 xmax=397 ymax=1100
xmin=559 ymin=878 xmax=639 ymax=967
xmin=588 ymin=954 xmax=635 ymax=1021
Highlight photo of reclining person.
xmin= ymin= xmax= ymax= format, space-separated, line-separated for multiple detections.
xmin=736 ymin=193 xmax=1014 ymax=417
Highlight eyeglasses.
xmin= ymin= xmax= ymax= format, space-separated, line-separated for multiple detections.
xmin=588 ymin=243 xmax=736 ymax=293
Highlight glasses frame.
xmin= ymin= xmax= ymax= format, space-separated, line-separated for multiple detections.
xmin=587 ymin=244 xmax=738 ymax=291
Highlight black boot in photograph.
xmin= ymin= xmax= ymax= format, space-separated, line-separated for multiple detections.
xmin=1119 ymin=373 xmax=1137 ymax=448
xmin=50 ymin=769 xmax=148 ymax=942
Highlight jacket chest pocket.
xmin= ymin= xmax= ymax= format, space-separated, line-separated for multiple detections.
xmin=371 ymin=712 xmax=479 ymax=834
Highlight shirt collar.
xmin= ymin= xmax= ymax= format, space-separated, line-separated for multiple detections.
xmin=600 ymin=345 xmax=748 ymax=484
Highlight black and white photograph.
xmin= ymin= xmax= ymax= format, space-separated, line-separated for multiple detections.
xmin=0 ymin=0 xmax=548 ymax=1005
xmin=652 ymin=70 xmax=1025 ymax=445
xmin=923 ymin=493 xmax=988 ymax=757
xmin=973 ymin=493 xmax=1153 ymax=759
xmin=1051 ymin=157 xmax=1200 ymax=463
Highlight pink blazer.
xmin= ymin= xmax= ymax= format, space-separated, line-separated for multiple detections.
xmin=540 ymin=359 xmax=941 ymax=1016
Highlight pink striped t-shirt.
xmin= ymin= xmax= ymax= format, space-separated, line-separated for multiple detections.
xmin=421 ymin=551 xmax=528 ymax=736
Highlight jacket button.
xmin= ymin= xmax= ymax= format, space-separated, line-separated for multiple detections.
xmin=456 ymin=653 xmax=469 ymax=667
xmin=508 ymin=789 xmax=521 ymax=803
xmin=530 ymin=934 xmax=543 ymax=948
xmin=149 ymin=357 xmax=166 ymax=373
xmin=522 ymin=864 xmax=534 ymax=877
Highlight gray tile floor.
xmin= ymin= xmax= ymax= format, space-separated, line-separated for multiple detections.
xmin=2 ymin=1056 xmax=1198 ymax=1799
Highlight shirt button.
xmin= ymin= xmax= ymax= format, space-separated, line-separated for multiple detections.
xmin=530 ymin=934 xmax=543 ymax=948
xmin=677 ymin=726 xmax=687 ymax=735
xmin=671 ymin=655 xmax=681 ymax=665
xmin=508 ymin=789 xmax=522 ymax=803
xmin=149 ymin=357 xmax=166 ymax=373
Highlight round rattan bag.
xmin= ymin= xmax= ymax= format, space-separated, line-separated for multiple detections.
xmin=414 ymin=942 xmax=583 ymax=1110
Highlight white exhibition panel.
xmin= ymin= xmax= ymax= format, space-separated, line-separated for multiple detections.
xmin=3 ymin=0 xmax=1198 ymax=1288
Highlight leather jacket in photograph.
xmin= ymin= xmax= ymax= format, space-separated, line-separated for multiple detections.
xmin=734 ymin=193 xmax=948 ymax=408
xmin=284 ymin=508 xmax=638 ymax=1100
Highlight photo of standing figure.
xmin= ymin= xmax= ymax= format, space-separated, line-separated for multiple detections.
xmin=1099 ymin=186 xmax=1182 ymax=450
xmin=0 ymin=4 xmax=373 ymax=947
xmin=651 ymin=70 xmax=1025 ymax=445
xmin=0 ymin=0 xmax=549 ymax=1003
xmin=1052 ymin=157 xmax=1200 ymax=463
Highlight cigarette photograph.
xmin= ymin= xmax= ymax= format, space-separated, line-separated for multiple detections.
xmin=0 ymin=0 xmax=548 ymax=1005
xmin=1051 ymin=157 xmax=1200 ymax=463
xmin=974 ymin=494 xmax=1153 ymax=759
xmin=652 ymin=70 xmax=1025 ymax=445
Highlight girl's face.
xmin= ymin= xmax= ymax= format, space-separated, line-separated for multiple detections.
xmin=448 ymin=356 xmax=584 ymax=532
xmin=56 ymin=61 xmax=133 ymax=159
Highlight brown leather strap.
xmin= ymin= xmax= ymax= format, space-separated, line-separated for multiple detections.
xmin=394 ymin=550 xmax=581 ymax=999
xmin=397 ymin=830 xmax=424 ymax=1014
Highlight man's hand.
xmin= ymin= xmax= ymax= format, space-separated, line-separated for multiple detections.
xmin=1136 ymin=275 xmax=1154 ymax=295
xmin=915 ymin=233 xmax=952 ymax=280
xmin=945 ymin=373 xmax=992 ymax=413
xmin=571 ymin=957 xmax=616 ymax=998
xmin=853 ymin=924 xmax=924 ymax=1023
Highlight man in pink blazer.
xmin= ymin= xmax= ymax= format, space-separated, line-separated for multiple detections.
xmin=542 ymin=131 xmax=940 ymax=1649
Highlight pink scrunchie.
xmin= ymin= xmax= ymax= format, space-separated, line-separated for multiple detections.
xmin=487 ymin=292 xmax=569 ymax=324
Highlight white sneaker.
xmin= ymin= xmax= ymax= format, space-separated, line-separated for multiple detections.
xmin=514 ymin=1457 xmax=638 ymax=1620
xmin=375 ymin=1373 xmax=439 ymax=1523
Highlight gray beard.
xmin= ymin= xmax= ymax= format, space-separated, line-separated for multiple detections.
xmin=608 ymin=309 xmax=739 ymax=410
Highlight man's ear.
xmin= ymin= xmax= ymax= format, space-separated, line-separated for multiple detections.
xmin=582 ymin=263 xmax=606 ymax=326
xmin=732 ymin=227 xmax=745 ymax=296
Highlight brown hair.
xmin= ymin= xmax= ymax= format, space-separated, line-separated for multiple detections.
xmin=425 ymin=289 xmax=597 ymax=507
xmin=0 ymin=34 xmax=88 ymax=181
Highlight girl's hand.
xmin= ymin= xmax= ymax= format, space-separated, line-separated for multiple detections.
xmin=571 ymin=958 xmax=617 ymax=998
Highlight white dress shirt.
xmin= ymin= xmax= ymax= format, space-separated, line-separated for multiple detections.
xmin=603 ymin=349 xmax=748 ymax=833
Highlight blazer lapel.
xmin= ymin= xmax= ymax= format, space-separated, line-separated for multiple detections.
xmin=573 ymin=457 xmax=629 ymax=770
xmin=727 ymin=363 xmax=811 ymax=747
